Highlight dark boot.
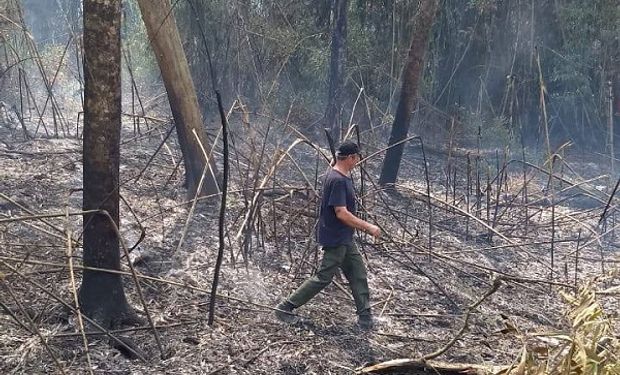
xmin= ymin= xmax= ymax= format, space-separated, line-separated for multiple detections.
xmin=274 ymin=300 xmax=299 ymax=324
xmin=357 ymin=312 xmax=374 ymax=330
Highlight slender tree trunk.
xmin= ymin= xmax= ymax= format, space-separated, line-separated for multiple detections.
xmin=137 ymin=0 xmax=220 ymax=198
xmin=379 ymin=0 xmax=438 ymax=186
xmin=612 ymin=71 xmax=620 ymax=135
xmin=78 ymin=0 xmax=134 ymax=328
xmin=325 ymin=0 xmax=348 ymax=140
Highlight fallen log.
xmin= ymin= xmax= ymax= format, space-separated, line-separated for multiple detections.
xmin=356 ymin=359 xmax=508 ymax=374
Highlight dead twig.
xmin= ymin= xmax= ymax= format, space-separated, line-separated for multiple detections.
xmin=206 ymin=340 xmax=296 ymax=375
xmin=423 ymin=277 xmax=503 ymax=360
xmin=356 ymin=278 xmax=504 ymax=374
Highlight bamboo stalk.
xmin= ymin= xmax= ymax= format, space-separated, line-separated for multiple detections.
xmin=466 ymin=154 xmax=471 ymax=239
xmin=608 ymin=81 xmax=614 ymax=176
xmin=574 ymin=230 xmax=581 ymax=293
xmin=64 ymin=206 xmax=94 ymax=374
xmin=208 ymin=91 xmax=230 ymax=326
xmin=99 ymin=210 xmax=165 ymax=358
xmin=486 ymin=167 xmax=491 ymax=239
xmin=174 ymin=127 xmax=222 ymax=254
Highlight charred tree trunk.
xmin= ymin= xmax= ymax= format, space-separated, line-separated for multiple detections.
xmin=379 ymin=0 xmax=438 ymax=186
xmin=78 ymin=0 xmax=135 ymax=328
xmin=325 ymin=0 xmax=348 ymax=140
xmin=137 ymin=0 xmax=220 ymax=198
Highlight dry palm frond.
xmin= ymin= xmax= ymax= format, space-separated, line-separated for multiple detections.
xmin=553 ymin=285 xmax=620 ymax=374
xmin=509 ymin=282 xmax=620 ymax=375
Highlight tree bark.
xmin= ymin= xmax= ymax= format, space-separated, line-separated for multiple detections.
xmin=79 ymin=0 xmax=134 ymax=328
xmin=325 ymin=0 xmax=348 ymax=140
xmin=137 ymin=0 xmax=220 ymax=198
xmin=379 ymin=0 xmax=438 ymax=186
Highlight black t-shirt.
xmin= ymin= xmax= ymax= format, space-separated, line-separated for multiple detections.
xmin=317 ymin=169 xmax=356 ymax=247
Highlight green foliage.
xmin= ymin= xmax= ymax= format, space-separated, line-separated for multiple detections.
xmin=461 ymin=110 xmax=514 ymax=149
xmin=122 ymin=0 xmax=158 ymax=84
xmin=305 ymin=44 xmax=329 ymax=81
xmin=467 ymin=0 xmax=496 ymax=12
xmin=554 ymin=1 xmax=618 ymax=91
xmin=14 ymin=0 xmax=611 ymax=149
xmin=538 ymin=0 xmax=620 ymax=145
xmin=560 ymin=0 xmax=619 ymax=52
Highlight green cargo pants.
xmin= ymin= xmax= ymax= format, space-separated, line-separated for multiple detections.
xmin=287 ymin=243 xmax=370 ymax=315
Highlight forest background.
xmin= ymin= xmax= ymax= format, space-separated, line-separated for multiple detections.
xmin=0 ymin=0 xmax=619 ymax=374
xmin=8 ymin=0 xmax=620 ymax=152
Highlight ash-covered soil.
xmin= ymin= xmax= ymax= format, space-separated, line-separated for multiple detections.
xmin=0 ymin=115 xmax=618 ymax=374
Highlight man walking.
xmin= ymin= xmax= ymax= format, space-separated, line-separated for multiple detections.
xmin=275 ymin=141 xmax=381 ymax=329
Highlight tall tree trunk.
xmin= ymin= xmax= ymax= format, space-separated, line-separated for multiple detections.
xmin=78 ymin=0 xmax=134 ymax=328
xmin=614 ymin=75 xmax=620 ymax=130
xmin=325 ymin=0 xmax=348 ymax=140
xmin=611 ymin=63 xmax=620 ymax=137
xmin=379 ymin=0 xmax=438 ymax=186
xmin=137 ymin=0 xmax=220 ymax=198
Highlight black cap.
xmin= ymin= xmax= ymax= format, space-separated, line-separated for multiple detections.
xmin=336 ymin=141 xmax=360 ymax=157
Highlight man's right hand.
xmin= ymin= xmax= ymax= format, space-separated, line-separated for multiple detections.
xmin=366 ymin=224 xmax=381 ymax=238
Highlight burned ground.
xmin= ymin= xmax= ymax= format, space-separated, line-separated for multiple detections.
xmin=0 ymin=116 xmax=618 ymax=374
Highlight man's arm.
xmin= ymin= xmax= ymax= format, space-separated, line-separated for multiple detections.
xmin=334 ymin=206 xmax=381 ymax=237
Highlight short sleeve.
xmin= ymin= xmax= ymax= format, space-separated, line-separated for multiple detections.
xmin=327 ymin=180 xmax=347 ymax=207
